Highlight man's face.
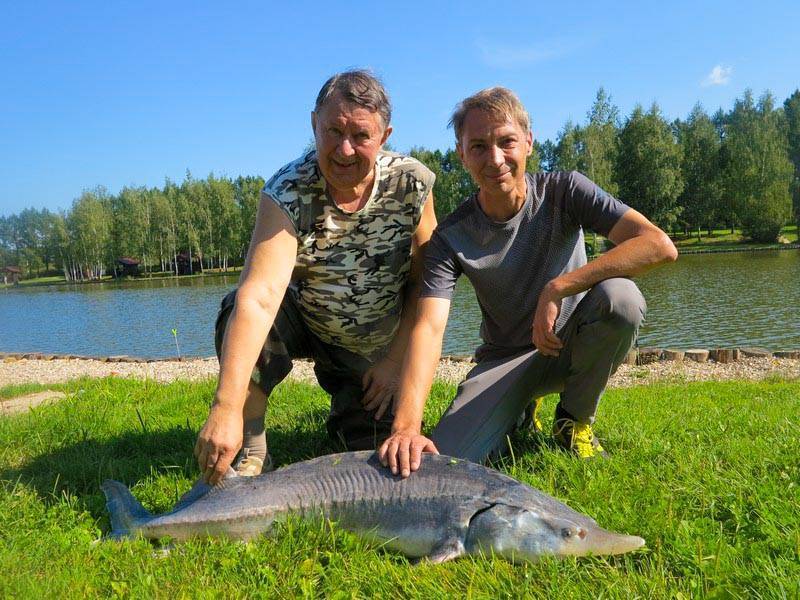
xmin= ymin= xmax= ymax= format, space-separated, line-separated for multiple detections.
xmin=312 ymin=93 xmax=392 ymax=192
xmin=457 ymin=108 xmax=532 ymax=198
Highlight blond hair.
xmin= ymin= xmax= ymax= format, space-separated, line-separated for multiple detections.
xmin=449 ymin=87 xmax=530 ymax=142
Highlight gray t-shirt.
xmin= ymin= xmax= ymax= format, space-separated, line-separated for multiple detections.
xmin=421 ymin=171 xmax=629 ymax=360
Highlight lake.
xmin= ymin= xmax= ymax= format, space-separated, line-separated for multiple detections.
xmin=1 ymin=251 xmax=798 ymax=359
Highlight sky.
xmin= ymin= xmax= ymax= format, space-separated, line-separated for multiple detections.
xmin=1 ymin=0 xmax=799 ymax=217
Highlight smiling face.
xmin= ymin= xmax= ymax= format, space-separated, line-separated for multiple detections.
xmin=311 ymin=93 xmax=392 ymax=194
xmin=456 ymin=108 xmax=532 ymax=204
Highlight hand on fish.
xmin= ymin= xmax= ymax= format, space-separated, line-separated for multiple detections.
xmin=378 ymin=429 xmax=439 ymax=478
xmin=194 ymin=403 xmax=243 ymax=485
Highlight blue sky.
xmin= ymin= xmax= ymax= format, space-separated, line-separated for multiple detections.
xmin=2 ymin=0 xmax=798 ymax=216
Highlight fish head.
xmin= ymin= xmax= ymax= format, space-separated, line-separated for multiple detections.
xmin=466 ymin=504 xmax=645 ymax=561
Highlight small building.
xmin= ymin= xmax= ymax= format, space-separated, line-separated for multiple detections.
xmin=2 ymin=266 xmax=21 ymax=285
xmin=116 ymin=257 xmax=141 ymax=277
xmin=175 ymin=252 xmax=201 ymax=276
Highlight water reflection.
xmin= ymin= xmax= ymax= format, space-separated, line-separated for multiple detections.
xmin=442 ymin=250 xmax=800 ymax=354
xmin=2 ymin=251 xmax=799 ymax=358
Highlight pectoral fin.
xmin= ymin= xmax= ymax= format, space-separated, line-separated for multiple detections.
xmin=423 ymin=538 xmax=465 ymax=564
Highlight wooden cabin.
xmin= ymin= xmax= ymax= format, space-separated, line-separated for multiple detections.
xmin=175 ymin=252 xmax=201 ymax=276
xmin=2 ymin=266 xmax=21 ymax=285
xmin=116 ymin=257 xmax=141 ymax=277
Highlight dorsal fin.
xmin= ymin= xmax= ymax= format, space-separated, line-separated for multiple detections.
xmin=172 ymin=467 xmax=238 ymax=512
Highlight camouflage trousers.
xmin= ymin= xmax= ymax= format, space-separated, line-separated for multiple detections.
xmin=214 ymin=286 xmax=394 ymax=451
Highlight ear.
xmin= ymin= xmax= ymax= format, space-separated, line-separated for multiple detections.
xmin=380 ymin=124 xmax=393 ymax=146
xmin=525 ymin=129 xmax=533 ymax=157
xmin=311 ymin=111 xmax=317 ymax=134
xmin=456 ymin=141 xmax=465 ymax=163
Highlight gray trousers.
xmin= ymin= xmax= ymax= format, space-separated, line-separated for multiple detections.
xmin=430 ymin=278 xmax=646 ymax=463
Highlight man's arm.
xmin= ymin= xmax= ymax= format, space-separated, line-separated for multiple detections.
xmin=377 ymin=296 xmax=451 ymax=477
xmin=195 ymin=193 xmax=297 ymax=484
xmin=362 ymin=193 xmax=437 ymax=417
xmin=532 ymin=208 xmax=678 ymax=355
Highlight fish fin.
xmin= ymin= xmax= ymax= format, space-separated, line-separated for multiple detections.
xmin=101 ymin=480 xmax=152 ymax=539
xmin=172 ymin=467 xmax=239 ymax=512
xmin=423 ymin=539 xmax=465 ymax=564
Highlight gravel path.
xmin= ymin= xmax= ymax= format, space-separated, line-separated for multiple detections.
xmin=1 ymin=355 xmax=798 ymax=389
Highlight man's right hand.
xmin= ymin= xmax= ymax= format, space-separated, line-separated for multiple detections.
xmin=378 ymin=429 xmax=439 ymax=478
xmin=194 ymin=404 xmax=244 ymax=485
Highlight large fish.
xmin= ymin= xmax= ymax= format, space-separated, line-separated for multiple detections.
xmin=102 ymin=451 xmax=644 ymax=563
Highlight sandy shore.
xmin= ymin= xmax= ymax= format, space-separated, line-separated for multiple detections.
xmin=1 ymin=355 xmax=798 ymax=389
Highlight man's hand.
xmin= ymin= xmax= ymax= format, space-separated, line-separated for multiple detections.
xmin=194 ymin=404 xmax=243 ymax=485
xmin=378 ymin=429 xmax=439 ymax=478
xmin=532 ymin=283 xmax=564 ymax=357
xmin=361 ymin=356 xmax=401 ymax=420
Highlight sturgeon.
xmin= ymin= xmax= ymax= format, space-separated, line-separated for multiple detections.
xmin=102 ymin=451 xmax=644 ymax=563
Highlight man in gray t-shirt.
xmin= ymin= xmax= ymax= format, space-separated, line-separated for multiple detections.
xmin=377 ymin=87 xmax=677 ymax=476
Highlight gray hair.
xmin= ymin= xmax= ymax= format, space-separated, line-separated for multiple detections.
xmin=314 ymin=69 xmax=392 ymax=129
xmin=449 ymin=87 xmax=530 ymax=143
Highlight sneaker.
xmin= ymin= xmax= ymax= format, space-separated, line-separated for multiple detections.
xmin=516 ymin=397 xmax=544 ymax=433
xmin=232 ymin=448 xmax=274 ymax=477
xmin=552 ymin=409 xmax=607 ymax=459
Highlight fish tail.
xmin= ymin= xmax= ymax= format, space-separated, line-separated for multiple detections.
xmin=101 ymin=480 xmax=152 ymax=538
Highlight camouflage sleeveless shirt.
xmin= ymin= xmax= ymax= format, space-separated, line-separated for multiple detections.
xmin=263 ymin=150 xmax=435 ymax=357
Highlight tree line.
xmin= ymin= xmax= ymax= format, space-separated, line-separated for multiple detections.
xmin=0 ymin=175 xmax=264 ymax=280
xmin=2 ymin=88 xmax=799 ymax=280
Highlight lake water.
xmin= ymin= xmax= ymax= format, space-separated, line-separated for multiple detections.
xmin=1 ymin=251 xmax=798 ymax=358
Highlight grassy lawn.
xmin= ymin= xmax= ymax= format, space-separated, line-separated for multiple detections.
xmin=10 ymin=267 xmax=244 ymax=288
xmin=1 ymin=377 xmax=798 ymax=598
xmin=670 ymin=224 xmax=799 ymax=251
xmin=586 ymin=225 xmax=797 ymax=257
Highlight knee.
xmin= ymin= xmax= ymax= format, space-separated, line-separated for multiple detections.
xmin=593 ymin=278 xmax=646 ymax=331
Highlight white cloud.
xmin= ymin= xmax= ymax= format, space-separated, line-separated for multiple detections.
xmin=477 ymin=39 xmax=563 ymax=69
xmin=702 ymin=65 xmax=733 ymax=87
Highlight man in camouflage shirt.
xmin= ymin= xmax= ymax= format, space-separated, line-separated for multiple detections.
xmin=195 ymin=70 xmax=436 ymax=484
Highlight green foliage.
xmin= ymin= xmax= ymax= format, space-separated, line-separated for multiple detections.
xmin=549 ymin=89 xmax=620 ymax=196
xmin=66 ymin=187 xmax=114 ymax=280
xmin=0 ymin=378 xmax=798 ymax=596
xmin=553 ymin=120 xmax=582 ymax=172
xmin=721 ymin=91 xmax=794 ymax=242
xmin=783 ymin=89 xmax=800 ymax=229
xmin=4 ymin=88 xmax=800 ymax=277
xmin=579 ymin=88 xmax=620 ymax=195
xmin=410 ymin=147 xmax=476 ymax=220
xmin=617 ymin=104 xmax=684 ymax=229
xmin=676 ymin=104 xmax=723 ymax=235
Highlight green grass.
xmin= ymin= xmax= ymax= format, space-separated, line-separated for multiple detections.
xmin=10 ymin=267 xmax=244 ymax=287
xmin=1 ymin=378 xmax=798 ymax=598
xmin=587 ymin=225 xmax=797 ymax=258
xmin=670 ymin=224 xmax=798 ymax=251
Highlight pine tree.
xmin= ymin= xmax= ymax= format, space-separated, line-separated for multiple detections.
xmin=616 ymin=104 xmax=684 ymax=229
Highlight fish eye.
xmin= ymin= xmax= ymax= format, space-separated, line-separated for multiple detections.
xmin=560 ymin=526 xmax=587 ymax=540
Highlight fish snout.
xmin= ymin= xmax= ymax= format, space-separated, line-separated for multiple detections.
xmin=573 ymin=526 xmax=646 ymax=556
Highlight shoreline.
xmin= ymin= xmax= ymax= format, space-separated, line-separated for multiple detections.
xmin=6 ymin=242 xmax=797 ymax=289
xmin=1 ymin=354 xmax=798 ymax=390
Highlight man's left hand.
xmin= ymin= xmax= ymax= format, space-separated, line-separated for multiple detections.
xmin=532 ymin=284 xmax=564 ymax=357
xmin=361 ymin=356 xmax=401 ymax=420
